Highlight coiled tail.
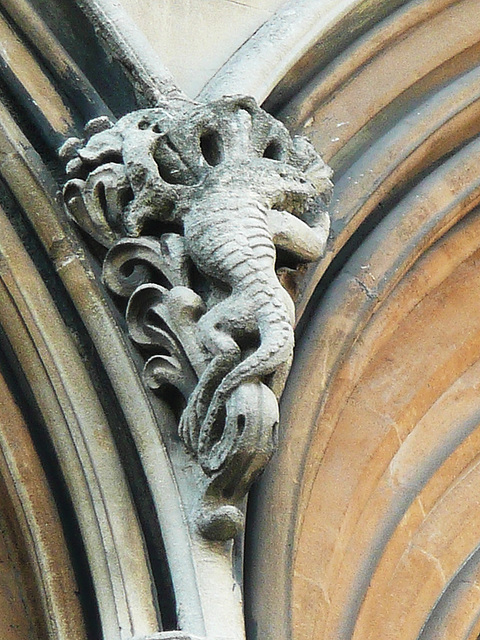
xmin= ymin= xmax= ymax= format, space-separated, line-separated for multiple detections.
xmin=197 ymin=291 xmax=294 ymax=459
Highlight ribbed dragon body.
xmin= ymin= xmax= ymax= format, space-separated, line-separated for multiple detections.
xmin=180 ymin=188 xmax=295 ymax=453
xmin=62 ymin=95 xmax=332 ymax=475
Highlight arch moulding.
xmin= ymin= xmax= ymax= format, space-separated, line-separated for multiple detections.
xmin=0 ymin=2 xmax=478 ymax=640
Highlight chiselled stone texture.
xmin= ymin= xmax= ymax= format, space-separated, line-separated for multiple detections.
xmin=134 ymin=633 xmax=203 ymax=640
xmin=62 ymin=95 xmax=332 ymax=539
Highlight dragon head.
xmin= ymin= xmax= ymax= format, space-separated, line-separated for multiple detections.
xmin=62 ymin=95 xmax=332 ymax=247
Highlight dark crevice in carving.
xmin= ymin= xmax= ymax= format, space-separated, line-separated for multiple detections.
xmin=271 ymin=421 xmax=279 ymax=447
xmin=221 ymin=483 xmax=240 ymax=501
xmin=200 ymin=129 xmax=223 ymax=166
xmin=139 ymin=217 xmax=183 ymax=239
xmin=263 ymin=139 xmax=284 ymax=161
xmin=237 ymin=414 xmax=246 ymax=434
xmin=143 ymin=310 xmax=176 ymax=350
xmin=97 ymin=181 xmax=107 ymax=217
xmin=74 ymin=154 xmax=124 ymax=180
xmin=160 ymin=383 xmax=187 ymax=423
xmin=154 ymin=136 xmax=200 ymax=186
xmin=156 ymin=159 xmax=187 ymax=186
xmin=235 ymin=330 xmax=261 ymax=354
xmin=206 ymin=407 xmax=227 ymax=450
xmin=275 ymin=246 xmax=308 ymax=270
xmin=121 ymin=185 xmax=135 ymax=205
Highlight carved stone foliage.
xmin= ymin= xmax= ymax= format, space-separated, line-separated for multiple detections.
xmin=61 ymin=95 xmax=332 ymax=539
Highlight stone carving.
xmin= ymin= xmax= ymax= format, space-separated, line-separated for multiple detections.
xmin=61 ymin=95 xmax=332 ymax=539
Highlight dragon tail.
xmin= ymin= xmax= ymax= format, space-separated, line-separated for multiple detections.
xmin=198 ymin=301 xmax=294 ymax=450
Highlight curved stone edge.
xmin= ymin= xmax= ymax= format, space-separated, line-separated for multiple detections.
xmin=0 ymin=99 xmax=208 ymax=636
xmin=76 ymin=0 xmax=191 ymax=107
xmin=197 ymin=0 xmax=407 ymax=104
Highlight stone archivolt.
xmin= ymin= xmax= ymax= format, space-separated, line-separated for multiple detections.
xmin=61 ymin=94 xmax=332 ymax=541
xmin=1 ymin=2 xmax=479 ymax=640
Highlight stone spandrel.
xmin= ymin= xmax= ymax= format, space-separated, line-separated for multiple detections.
xmin=111 ymin=0 xmax=287 ymax=96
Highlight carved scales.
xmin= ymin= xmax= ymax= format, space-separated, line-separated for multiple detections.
xmin=61 ymin=95 xmax=332 ymax=540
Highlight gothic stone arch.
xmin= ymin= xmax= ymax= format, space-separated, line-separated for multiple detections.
xmin=0 ymin=2 xmax=478 ymax=640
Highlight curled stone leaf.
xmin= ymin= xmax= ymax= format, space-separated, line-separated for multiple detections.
xmin=143 ymin=354 xmax=196 ymax=404
xmin=103 ymin=234 xmax=190 ymax=298
xmin=126 ymin=284 xmax=207 ymax=374
xmin=63 ymin=163 xmax=130 ymax=247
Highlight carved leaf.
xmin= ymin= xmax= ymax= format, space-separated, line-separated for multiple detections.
xmin=103 ymin=234 xmax=190 ymax=298
xmin=63 ymin=163 xmax=130 ymax=247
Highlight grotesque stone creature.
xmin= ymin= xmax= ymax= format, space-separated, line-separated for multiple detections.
xmin=62 ymin=95 xmax=332 ymax=537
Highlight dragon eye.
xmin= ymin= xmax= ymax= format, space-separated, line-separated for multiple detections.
xmin=200 ymin=130 xmax=223 ymax=166
xmin=263 ymin=140 xmax=285 ymax=160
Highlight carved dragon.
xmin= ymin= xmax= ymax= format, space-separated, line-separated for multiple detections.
xmin=61 ymin=95 xmax=332 ymax=538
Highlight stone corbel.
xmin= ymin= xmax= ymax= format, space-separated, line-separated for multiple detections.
xmin=61 ymin=92 xmax=332 ymax=639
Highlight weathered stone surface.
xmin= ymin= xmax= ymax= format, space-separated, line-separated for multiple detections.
xmin=62 ymin=94 xmax=332 ymax=540
xmin=245 ymin=5 xmax=480 ymax=640
xmin=3 ymin=1 xmax=480 ymax=640
xmin=135 ymin=633 xmax=204 ymax=640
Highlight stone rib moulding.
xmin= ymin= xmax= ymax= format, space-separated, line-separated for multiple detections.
xmin=0 ymin=1 xmax=479 ymax=640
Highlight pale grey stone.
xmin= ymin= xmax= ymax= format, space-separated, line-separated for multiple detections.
xmin=63 ymin=94 xmax=332 ymax=541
